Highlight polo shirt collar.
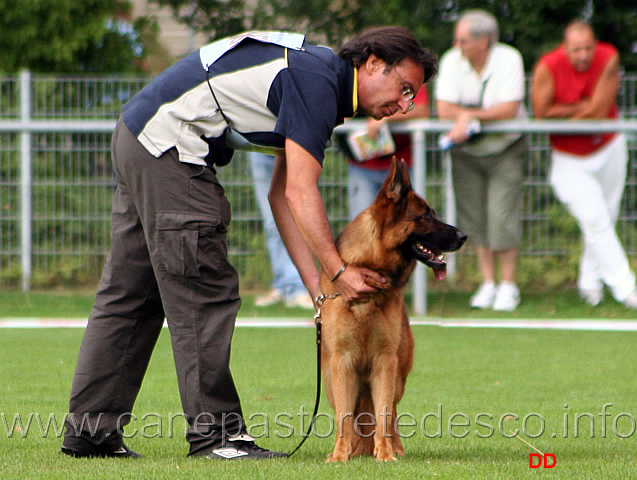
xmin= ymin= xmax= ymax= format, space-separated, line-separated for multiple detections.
xmin=337 ymin=60 xmax=357 ymax=119
xmin=459 ymin=45 xmax=496 ymax=80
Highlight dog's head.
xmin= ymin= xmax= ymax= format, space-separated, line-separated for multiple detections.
xmin=371 ymin=157 xmax=467 ymax=281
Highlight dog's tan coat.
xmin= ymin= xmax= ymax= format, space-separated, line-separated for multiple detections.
xmin=318 ymin=158 xmax=465 ymax=462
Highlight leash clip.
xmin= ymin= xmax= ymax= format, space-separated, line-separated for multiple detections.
xmin=313 ymin=293 xmax=341 ymax=324
xmin=314 ymin=292 xmax=341 ymax=307
xmin=314 ymin=293 xmax=326 ymax=308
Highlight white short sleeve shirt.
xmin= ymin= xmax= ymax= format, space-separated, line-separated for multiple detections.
xmin=435 ymin=43 xmax=528 ymax=120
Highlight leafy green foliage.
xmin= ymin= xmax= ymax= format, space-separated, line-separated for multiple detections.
xmin=2 ymin=0 xmax=635 ymax=73
xmin=154 ymin=0 xmax=260 ymax=39
xmin=0 ymin=0 xmax=158 ymax=73
xmin=75 ymin=16 xmax=161 ymax=73
xmin=152 ymin=0 xmax=637 ymax=71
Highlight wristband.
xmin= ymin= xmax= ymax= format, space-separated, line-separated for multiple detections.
xmin=330 ymin=262 xmax=347 ymax=282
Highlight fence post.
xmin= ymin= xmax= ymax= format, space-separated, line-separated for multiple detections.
xmin=20 ymin=70 xmax=32 ymax=292
xmin=444 ymin=151 xmax=457 ymax=281
xmin=411 ymin=129 xmax=427 ymax=315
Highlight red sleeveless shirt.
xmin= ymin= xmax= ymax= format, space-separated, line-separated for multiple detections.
xmin=539 ymin=41 xmax=618 ymax=155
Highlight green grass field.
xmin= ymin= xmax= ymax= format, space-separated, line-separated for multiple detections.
xmin=1 ymin=289 xmax=636 ymax=479
xmin=3 ymin=286 xmax=637 ymax=320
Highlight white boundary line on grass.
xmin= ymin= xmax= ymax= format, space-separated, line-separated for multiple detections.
xmin=2 ymin=317 xmax=637 ymax=331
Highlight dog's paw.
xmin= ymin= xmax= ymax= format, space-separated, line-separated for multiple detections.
xmin=374 ymin=445 xmax=397 ymax=462
xmin=375 ymin=453 xmax=398 ymax=462
xmin=325 ymin=451 xmax=349 ymax=463
xmin=392 ymin=438 xmax=406 ymax=457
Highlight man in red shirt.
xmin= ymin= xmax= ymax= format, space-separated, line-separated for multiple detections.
xmin=532 ymin=20 xmax=637 ymax=309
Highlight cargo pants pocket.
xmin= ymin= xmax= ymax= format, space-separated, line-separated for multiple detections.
xmin=156 ymin=212 xmax=224 ymax=278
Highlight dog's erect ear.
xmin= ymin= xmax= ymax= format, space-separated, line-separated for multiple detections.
xmin=383 ymin=157 xmax=412 ymax=201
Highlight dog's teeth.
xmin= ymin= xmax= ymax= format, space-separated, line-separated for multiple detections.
xmin=438 ymin=254 xmax=445 ymax=261
xmin=416 ymin=243 xmax=440 ymax=257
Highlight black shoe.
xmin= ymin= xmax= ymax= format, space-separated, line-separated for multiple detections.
xmin=61 ymin=443 xmax=142 ymax=458
xmin=205 ymin=434 xmax=288 ymax=460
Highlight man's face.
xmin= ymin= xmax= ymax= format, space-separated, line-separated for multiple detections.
xmin=564 ymin=28 xmax=596 ymax=72
xmin=356 ymin=55 xmax=425 ymax=120
xmin=454 ymin=20 xmax=488 ymax=61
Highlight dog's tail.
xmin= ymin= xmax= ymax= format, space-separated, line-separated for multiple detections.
xmin=351 ymin=391 xmax=375 ymax=457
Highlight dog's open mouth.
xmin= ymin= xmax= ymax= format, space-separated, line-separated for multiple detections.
xmin=413 ymin=243 xmax=447 ymax=280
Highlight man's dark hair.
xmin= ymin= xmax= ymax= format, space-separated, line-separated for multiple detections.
xmin=338 ymin=26 xmax=438 ymax=83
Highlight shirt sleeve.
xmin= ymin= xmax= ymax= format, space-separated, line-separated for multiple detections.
xmin=486 ymin=47 xmax=526 ymax=105
xmin=434 ymin=49 xmax=461 ymax=104
xmin=267 ymin=68 xmax=340 ymax=166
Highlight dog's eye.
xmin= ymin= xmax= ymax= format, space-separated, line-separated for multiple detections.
xmin=413 ymin=207 xmax=436 ymax=222
xmin=419 ymin=208 xmax=436 ymax=221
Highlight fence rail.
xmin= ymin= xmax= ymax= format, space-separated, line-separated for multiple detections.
xmin=1 ymin=72 xmax=636 ymax=315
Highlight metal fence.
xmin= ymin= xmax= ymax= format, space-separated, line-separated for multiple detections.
xmin=1 ymin=72 xmax=636 ymax=313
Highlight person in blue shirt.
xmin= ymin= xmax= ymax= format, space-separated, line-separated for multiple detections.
xmin=61 ymin=28 xmax=437 ymax=460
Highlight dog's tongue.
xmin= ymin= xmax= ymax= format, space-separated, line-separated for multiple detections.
xmin=433 ymin=267 xmax=447 ymax=281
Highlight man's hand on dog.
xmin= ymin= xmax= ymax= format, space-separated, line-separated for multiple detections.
xmin=334 ymin=266 xmax=387 ymax=303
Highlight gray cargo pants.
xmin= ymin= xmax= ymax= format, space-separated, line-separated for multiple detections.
xmin=63 ymin=117 xmax=244 ymax=455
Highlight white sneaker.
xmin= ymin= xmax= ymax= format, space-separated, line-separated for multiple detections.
xmin=255 ymin=289 xmax=283 ymax=307
xmin=493 ymin=282 xmax=520 ymax=312
xmin=285 ymin=292 xmax=315 ymax=310
xmin=470 ymin=282 xmax=497 ymax=309
xmin=623 ymin=289 xmax=637 ymax=310
xmin=580 ymin=289 xmax=603 ymax=307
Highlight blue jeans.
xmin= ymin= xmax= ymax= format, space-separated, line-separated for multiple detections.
xmin=249 ymin=152 xmax=305 ymax=298
xmin=347 ymin=163 xmax=412 ymax=221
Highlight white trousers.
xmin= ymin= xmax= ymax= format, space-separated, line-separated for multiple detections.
xmin=550 ymin=134 xmax=635 ymax=301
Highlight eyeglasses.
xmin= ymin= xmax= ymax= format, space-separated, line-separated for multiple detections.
xmin=393 ymin=66 xmax=416 ymax=111
xmin=403 ymin=89 xmax=415 ymax=112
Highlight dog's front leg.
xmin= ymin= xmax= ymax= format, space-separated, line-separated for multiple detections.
xmin=326 ymin=353 xmax=359 ymax=463
xmin=370 ymin=352 xmax=398 ymax=462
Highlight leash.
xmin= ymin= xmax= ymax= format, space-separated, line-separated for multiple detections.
xmin=287 ymin=293 xmax=340 ymax=457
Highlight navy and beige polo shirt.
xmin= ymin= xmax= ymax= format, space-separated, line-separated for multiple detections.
xmin=122 ymin=33 xmax=357 ymax=167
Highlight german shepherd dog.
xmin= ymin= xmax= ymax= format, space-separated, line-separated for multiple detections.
xmin=319 ymin=158 xmax=466 ymax=462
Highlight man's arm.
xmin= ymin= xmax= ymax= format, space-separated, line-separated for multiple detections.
xmin=436 ymin=100 xmax=519 ymax=122
xmin=269 ymin=138 xmax=385 ymax=301
xmin=531 ymin=56 xmax=620 ymax=120
xmin=531 ymin=63 xmax=579 ymax=119
xmin=436 ymin=99 xmax=521 ymax=143
xmin=572 ymin=52 xmax=621 ymax=119
xmin=268 ymin=148 xmax=321 ymax=298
